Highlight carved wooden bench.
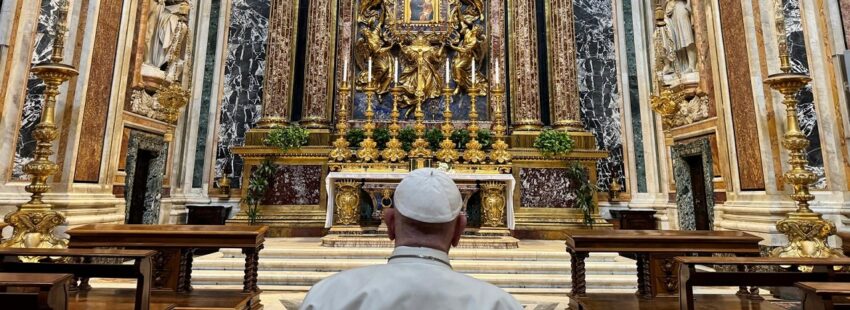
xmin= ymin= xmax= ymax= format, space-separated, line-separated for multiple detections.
xmin=0 ymin=272 xmax=72 ymax=310
xmin=677 ymin=256 xmax=850 ymax=310
xmin=0 ymin=248 xmax=155 ymax=310
xmin=796 ymin=282 xmax=850 ymax=310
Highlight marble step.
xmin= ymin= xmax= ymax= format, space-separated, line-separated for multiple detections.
xmin=190 ymin=270 xmax=638 ymax=289
xmin=216 ymin=248 xmax=614 ymax=262
xmin=192 ymin=257 xmax=635 ymax=275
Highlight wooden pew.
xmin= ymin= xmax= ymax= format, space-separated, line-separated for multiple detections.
xmin=677 ymin=256 xmax=850 ymax=310
xmin=0 ymin=248 xmax=155 ymax=310
xmin=796 ymin=282 xmax=850 ymax=310
xmin=0 ymin=272 xmax=72 ymax=310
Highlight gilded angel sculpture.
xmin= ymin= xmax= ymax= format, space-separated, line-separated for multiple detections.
xmin=450 ymin=25 xmax=487 ymax=93
xmin=355 ymin=27 xmax=394 ymax=93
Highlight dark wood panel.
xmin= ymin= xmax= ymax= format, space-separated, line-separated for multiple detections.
xmin=74 ymin=0 xmax=126 ymax=182
xmin=719 ymin=0 xmax=766 ymax=190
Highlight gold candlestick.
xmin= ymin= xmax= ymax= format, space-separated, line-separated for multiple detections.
xmin=436 ymin=86 xmax=458 ymax=163
xmin=357 ymin=84 xmax=379 ymax=162
xmin=489 ymin=84 xmax=511 ymax=164
xmin=330 ymin=81 xmax=353 ymax=162
xmin=382 ymin=87 xmax=407 ymax=162
xmin=3 ymin=0 xmax=77 ymax=254
xmin=462 ymin=85 xmax=486 ymax=164
xmin=765 ymin=16 xmax=842 ymax=259
xmin=409 ymin=95 xmax=432 ymax=158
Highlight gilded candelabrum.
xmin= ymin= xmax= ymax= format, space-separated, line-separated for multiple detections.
xmin=409 ymin=96 xmax=432 ymax=158
xmin=330 ymin=81 xmax=353 ymax=162
xmin=488 ymin=83 xmax=511 ymax=164
xmin=357 ymin=84 xmax=380 ymax=162
xmin=2 ymin=0 xmax=77 ymax=254
xmin=382 ymin=86 xmax=407 ymax=162
xmin=158 ymin=83 xmax=190 ymax=142
xmin=462 ymin=85 xmax=486 ymax=164
xmin=765 ymin=33 xmax=842 ymax=259
xmin=436 ymin=86 xmax=458 ymax=163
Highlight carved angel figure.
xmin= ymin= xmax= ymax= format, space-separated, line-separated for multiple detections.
xmin=450 ymin=25 xmax=487 ymax=93
xmin=355 ymin=27 xmax=394 ymax=93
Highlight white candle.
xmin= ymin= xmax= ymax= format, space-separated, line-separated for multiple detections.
xmin=368 ymin=57 xmax=373 ymax=83
xmin=343 ymin=58 xmax=349 ymax=83
xmin=394 ymin=57 xmax=399 ymax=85
xmin=445 ymin=58 xmax=451 ymax=85
xmin=494 ymin=61 xmax=500 ymax=85
xmin=472 ymin=57 xmax=476 ymax=85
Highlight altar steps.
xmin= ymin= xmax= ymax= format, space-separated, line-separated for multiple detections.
xmin=190 ymin=238 xmax=639 ymax=292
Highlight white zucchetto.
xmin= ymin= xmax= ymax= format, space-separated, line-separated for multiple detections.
xmin=393 ymin=168 xmax=463 ymax=223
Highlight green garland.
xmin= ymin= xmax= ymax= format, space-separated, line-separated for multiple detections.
xmin=533 ymin=129 xmax=575 ymax=157
xmin=566 ymin=162 xmax=598 ymax=227
xmin=245 ymin=159 xmax=276 ymax=225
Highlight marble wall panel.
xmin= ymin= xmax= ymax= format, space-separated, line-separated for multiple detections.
xmin=784 ymin=0 xmax=826 ymax=189
xmin=671 ymin=138 xmax=715 ymax=230
xmin=622 ymin=0 xmax=646 ymax=192
xmin=719 ymin=0 xmax=765 ymax=190
xmin=124 ymin=131 xmax=168 ymax=224
xmin=262 ymin=165 xmax=322 ymax=205
xmin=519 ymin=168 xmax=576 ymax=208
xmin=12 ymin=0 xmax=61 ymax=180
xmin=194 ymin=0 xmax=222 ymax=188
xmin=841 ymin=1 xmax=850 ymax=47
xmin=74 ymin=0 xmax=125 ymax=183
xmin=215 ymin=0 xmax=270 ymax=188
xmin=574 ymin=0 xmax=624 ymax=190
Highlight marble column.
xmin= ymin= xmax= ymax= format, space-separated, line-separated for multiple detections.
xmin=333 ymin=0 xmax=353 ymax=126
xmin=508 ymin=0 xmax=543 ymax=131
xmin=257 ymin=0 xmax=299 ymax=128
xmin=545 ymin=0 xmax=582 ymax=131
xmin=841 ymin=1 xmax=850 ymax=48
xmin=300 ymin=0 xmax=337 ymax=129
xmin=489 ymin=0 xmax=507 ymax=112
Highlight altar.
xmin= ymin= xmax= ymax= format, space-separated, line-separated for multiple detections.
xmin=324 ymin=171 xmax=516 ymax=233
xmin=226 ymin=0 xmax=611 ymax=239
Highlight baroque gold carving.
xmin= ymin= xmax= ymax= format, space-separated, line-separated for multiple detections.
xmin=481 ymin=182 xmax=506 ymax=227
xmin=436 ymin=86 xmax=459 ymax=162
xmin=2 ymin=0 xmax=76 ymax=257
xmin=764 ymin=18 xmax=843 ymax=259
xmin=330 ymin=81 xmax=353 ymax=162
xmin=382 ymin=87 xmax=408 ymax=162
xmin=334 ymin=180 xmax=361 ymax=225
xmin=462 ymin=85 xmax=486 ymax=163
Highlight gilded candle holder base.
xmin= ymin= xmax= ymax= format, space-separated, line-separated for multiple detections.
xmin=381 ymin=139 xmax=407 ymax=163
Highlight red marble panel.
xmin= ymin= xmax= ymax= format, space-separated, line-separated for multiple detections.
xmin=719 ymin=0 xmax=766 ymax=190
xmin=261 ymin=165 xmax=322 ymax=205
xmin=74 ymin=0 xmax=126 ymax=182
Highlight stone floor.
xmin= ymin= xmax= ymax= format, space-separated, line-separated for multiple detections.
xmin=91 ymin=237 xmax=752 ymax=309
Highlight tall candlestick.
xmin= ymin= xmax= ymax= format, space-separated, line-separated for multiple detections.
xmin=394 ymin=57 xmax=399 ymax=85
xmin=472 ymin=57 xmax=476 ymax=85
xmin=368 ymin=57 xmax=373 ymax=84
xmin=343 ymin=58 xmax=349 ymax=83
xmin=445 ymin=57 xmax=451 ymax=85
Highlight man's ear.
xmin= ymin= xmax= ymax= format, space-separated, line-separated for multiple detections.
xmin=385 ymin=208 xmax=397 ymax=241
xmin=451 ymin=214 xmax=467 ymax=247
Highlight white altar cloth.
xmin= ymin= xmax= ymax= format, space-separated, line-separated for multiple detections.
xmin=325 ymin=172 xmax=516 ymax=229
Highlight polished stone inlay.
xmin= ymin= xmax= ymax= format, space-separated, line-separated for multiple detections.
xmin=194 ymin=0 xmax=222 ymax=188
xmin=783 ymin=0 xmax=826 ymax=189
xmin=12 ymin=0 xmax=61 ymax=180
xmin=671 ymin=138 xmax=714 ymax=230
xmin=262 ymin=165 xmax=322 ymax=205
xmin=520 ymin=168 xmax=576 ymax=208
xmin=124 ymin=131 xmax=168 ymax=224
xmin=574 ymin=0 xmax=625 ymax=191
xmin=215 ymin=0 xmax=270 ymax=188
xmin=622 ymin=0 xmax=646 ymax=192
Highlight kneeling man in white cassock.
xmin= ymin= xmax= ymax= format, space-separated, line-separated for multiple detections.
xmin=300 ymin=168 xmax=522 ymax=310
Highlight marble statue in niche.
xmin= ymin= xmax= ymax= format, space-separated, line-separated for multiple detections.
xmin=659 ymin=0 xmax=698 ymax=85
xmin=143 ymin=0 xmax=191 ymax=83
